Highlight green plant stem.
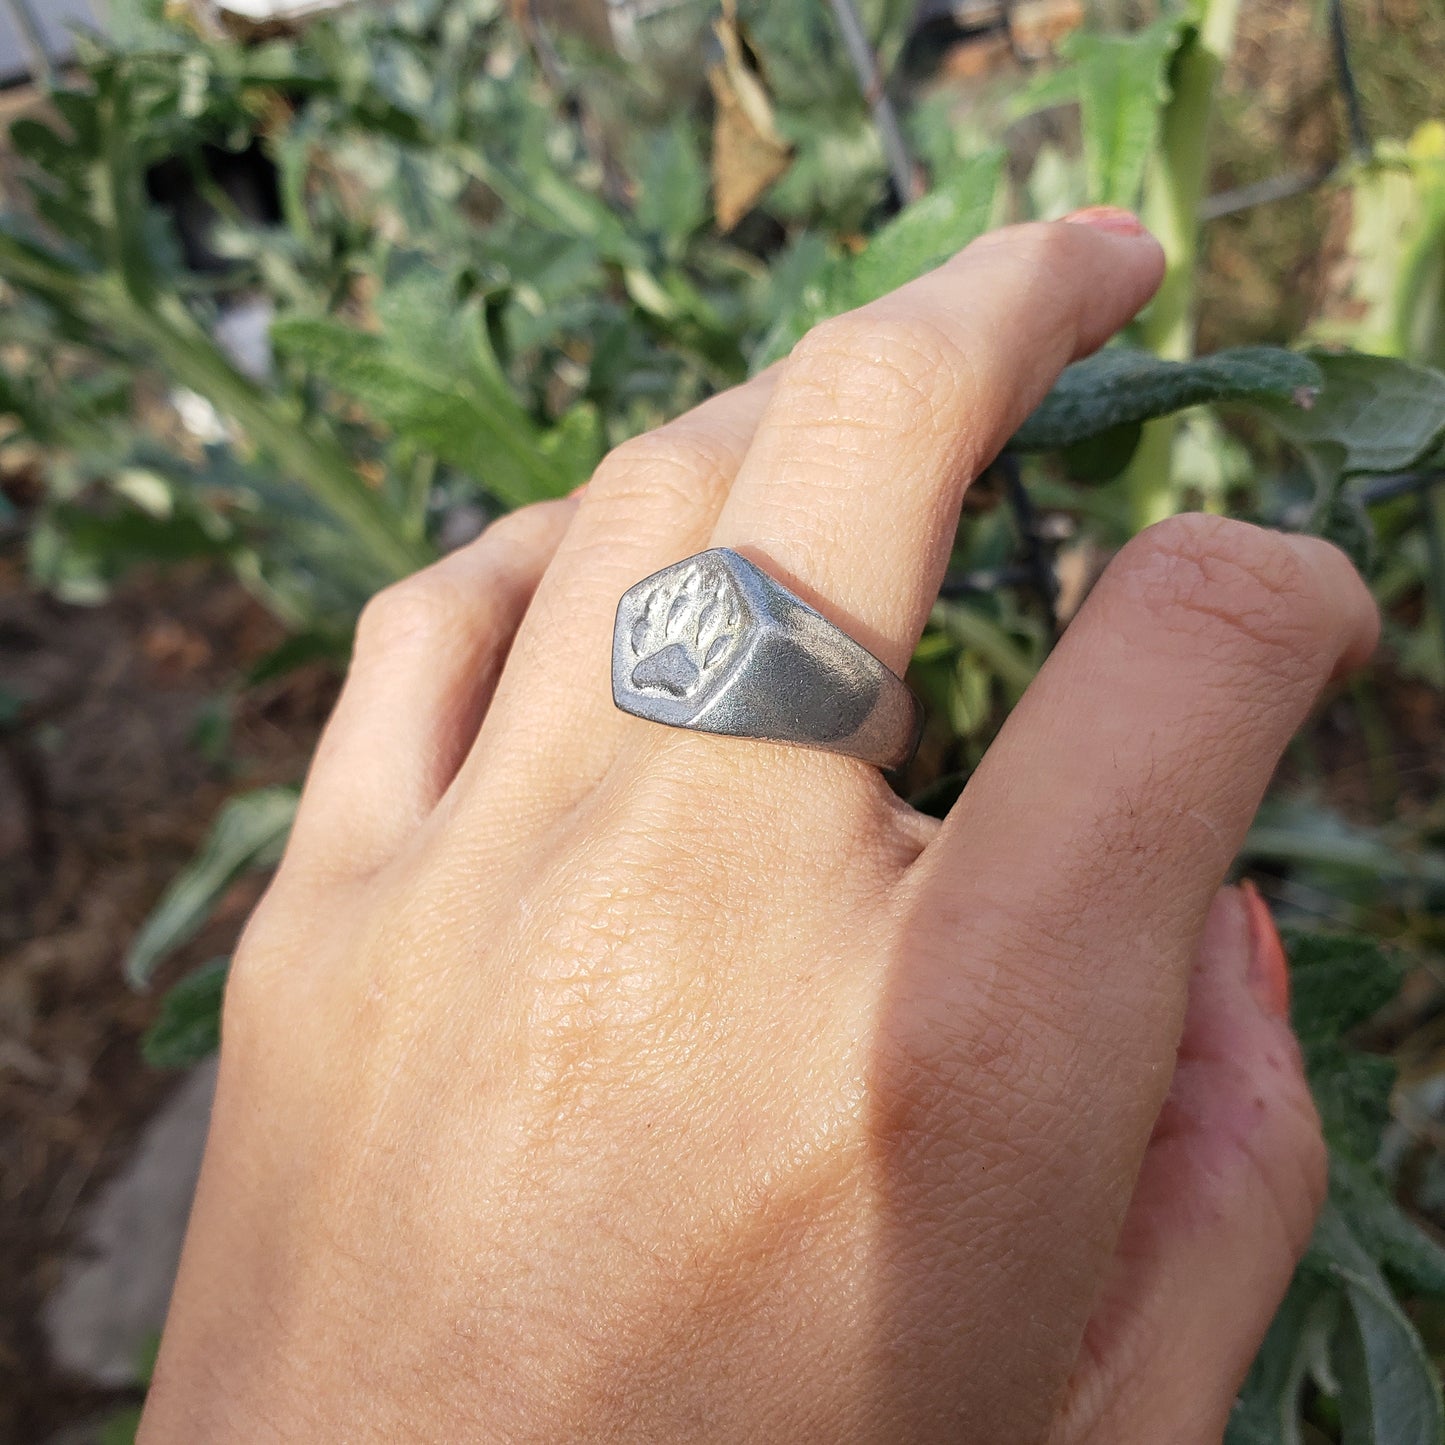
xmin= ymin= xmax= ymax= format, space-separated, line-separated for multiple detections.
xmin=1124 ymin=0 xmax=1243 ymax=530
xmin=0 ymin=235 xmax=430 ymax=584
xmin=125 ymin=292 xmax=433 ymax=582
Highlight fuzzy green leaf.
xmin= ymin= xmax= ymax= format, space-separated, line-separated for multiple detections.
xmin=1307 ymin=1203 xmax=1445 ymax=1445
xmin=1311 ymin=1047 xmax=1399 ymax=1166
xmin=142 ymin=957 xmax=228 ymax=1069
xmin=1014 ymin=346 xmax=1321 ymax=450
xmin=1062 ymin=16 xmax=1185 ymax=210
xmin=124 ymin=787 xmax=297 ymax=988
xmin=753 ymin=150 xmax=1003 ymax=366
xmin=271 ymin=313 xmax=588 ymax=508
xmin=1287 ymin=931 xmax=1407 ymax=1048
xmin=1331 ymin=1155 xmax=1445 ymax=1300
xmin=1251 ymin=351 xmax=1445 ymax=487
xmin=839 ymin=148 xmax=1004 ymax=310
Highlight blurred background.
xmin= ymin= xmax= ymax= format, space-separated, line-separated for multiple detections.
xmin=2 ymin=0 xmax=1445 ymax=1440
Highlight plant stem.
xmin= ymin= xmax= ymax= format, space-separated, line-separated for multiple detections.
xmin=131 ymin=292 xmax=433 ymax=583
xmin=825 ymin=0 xmax=919 ymax=208
xmin=1123 ymin=0 xmax=1243 ymax=530
xmin=0 ymin=234 xmax=430 ymax=585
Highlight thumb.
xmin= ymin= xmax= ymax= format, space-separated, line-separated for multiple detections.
xmin=1049 ymin=884 xmax=1326 ymax=1445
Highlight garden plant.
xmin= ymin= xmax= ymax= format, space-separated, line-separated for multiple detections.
xmin=5 ymin=0 xmax=1445 ymax=1438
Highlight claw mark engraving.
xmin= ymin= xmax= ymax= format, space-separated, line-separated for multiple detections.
xmin=628 ymin=559 xmax=743 ymax=700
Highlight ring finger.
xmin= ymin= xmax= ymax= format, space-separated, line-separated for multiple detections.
xmin=455 ymin=370 xmax=778 ymax=818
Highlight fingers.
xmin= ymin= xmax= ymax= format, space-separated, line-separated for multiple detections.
xmin=711 ymin=218 xmax=1165 ymax=673
xmin=1051 ymin=887 xmax=1324 ymax=1444
xmin=286 ymin=495 xmax=578 ymax=877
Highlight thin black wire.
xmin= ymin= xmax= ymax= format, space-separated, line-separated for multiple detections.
xmin=939 ymin=456 xmax=1059 ymax=640
xmin=1329 ymin=0 xmax=1372 ymax=160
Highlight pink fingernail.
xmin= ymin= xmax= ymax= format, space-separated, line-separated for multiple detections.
xmin=1240 ymin=880 xmax=1291 ymax=1020
xmin=1062 ymin=205 xmax=1150 ymax=238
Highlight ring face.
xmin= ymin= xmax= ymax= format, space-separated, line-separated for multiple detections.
xmin=618 ymin=551 xmax=753 ymax=718
xmin=612 ymin=549 xmax=923 ymax=770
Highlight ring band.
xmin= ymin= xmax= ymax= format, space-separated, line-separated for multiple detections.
xmin=611 ymin=549 xmax=923 ymax=770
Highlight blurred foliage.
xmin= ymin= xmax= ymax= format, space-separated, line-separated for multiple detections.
xmin=5 ymin=0 xmax=1445 ymax=1438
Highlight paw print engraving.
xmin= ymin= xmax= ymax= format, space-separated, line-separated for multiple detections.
xmin=627 ymin=558 xmax=743 ymax=700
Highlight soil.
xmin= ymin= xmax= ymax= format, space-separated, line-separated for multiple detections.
xmin=0 ymin=553 xmax=336 ymax=1442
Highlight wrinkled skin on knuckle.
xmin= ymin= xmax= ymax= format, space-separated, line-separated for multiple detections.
xmin=353 ymin=570 xmax=480 ymax=663
xmin=780 ymin=310 xmax=985 ymax=469
xmin=587 ymin=427 xmax=734 ymax=515
xmin=1110 ymin=514 xmax=1327 ymax=684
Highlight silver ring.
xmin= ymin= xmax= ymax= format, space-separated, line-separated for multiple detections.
xmin=611 ymin=549 xmax=923 ymax=770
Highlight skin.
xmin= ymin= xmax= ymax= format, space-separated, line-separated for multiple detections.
xmin=139 ymin=215 xmax=1379 ymax=1443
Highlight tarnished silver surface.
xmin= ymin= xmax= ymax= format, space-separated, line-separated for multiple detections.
xmin=611 ymin=549 xmax=923 ymax=770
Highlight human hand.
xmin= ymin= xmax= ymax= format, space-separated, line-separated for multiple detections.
xmin=139 ymin=212 xmax=1377 ymax=1443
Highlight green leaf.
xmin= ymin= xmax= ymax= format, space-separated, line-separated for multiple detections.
xmin=838 ymin=148 xmax=1004 ymax=311
xmin=635 ymin=123 xmax=710 ymax=256
xmin=1013 ymin=346 xmax=1322 ymax=450
xmin=1062 ymin=16 xmax=1186 ymax=210
xmin=1251 ymin=351 xmax=1445 ymax=487
xmin=272 ymin=299 xmax=594 ymax=508
xmin=1287 ymin=931 xmax=1407 ymax=1048
xmin=1331 ymin=1155 xmax=1445 ymax=1300
xmin=1062 ymin=422 xmax=1142 ymax=483
xmin=142 ymin=957 xmax=228 ymax=1068
xmin=753 ymin=150 xmax=1003 ymax=366
xmin=124 ymin=786 xmax=297 ymax=988
xmin=1245 ymin=797 xmax=1445 ymax=893
xmin=1311 ymin=1046 xmax=1398 ymax=1165
xmin=1308 ymin=1202 xmax=1445 ymax=1445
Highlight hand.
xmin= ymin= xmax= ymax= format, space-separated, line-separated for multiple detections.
xmin=139 ymin=214 xmax=1377 ymax=1443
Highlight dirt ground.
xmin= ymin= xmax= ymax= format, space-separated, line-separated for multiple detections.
xmin=0 ymin=554 xmax=335 ymax=1441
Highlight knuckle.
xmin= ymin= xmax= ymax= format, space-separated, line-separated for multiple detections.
xmin=782 ymin=310 xmax=981 ymax=454
xmin=354 ymin=571 xmax=470 ymax=660
xmin=1110 ymin=513 xmax=1324 ymax=676
xmin=791 ymin=309 xmax=970 ymax=400
xmin=587 ymin=425 xmax=738 ymax=514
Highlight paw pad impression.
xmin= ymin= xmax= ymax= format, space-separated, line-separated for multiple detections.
xmin=628 ymin=558 xmax=744 ymax=700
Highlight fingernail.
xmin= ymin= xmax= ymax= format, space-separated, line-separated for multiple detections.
xmin=1062 ymin=205 xmax=1150 ymax=238
xmin=568 ymin=481 xmax=589 ymax=499
xmin=1240 ymin=879 xmax=1291 ymax=1020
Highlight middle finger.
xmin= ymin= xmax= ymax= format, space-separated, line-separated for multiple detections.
xmin=711 ymin=218 xmax=1165 ymax=676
